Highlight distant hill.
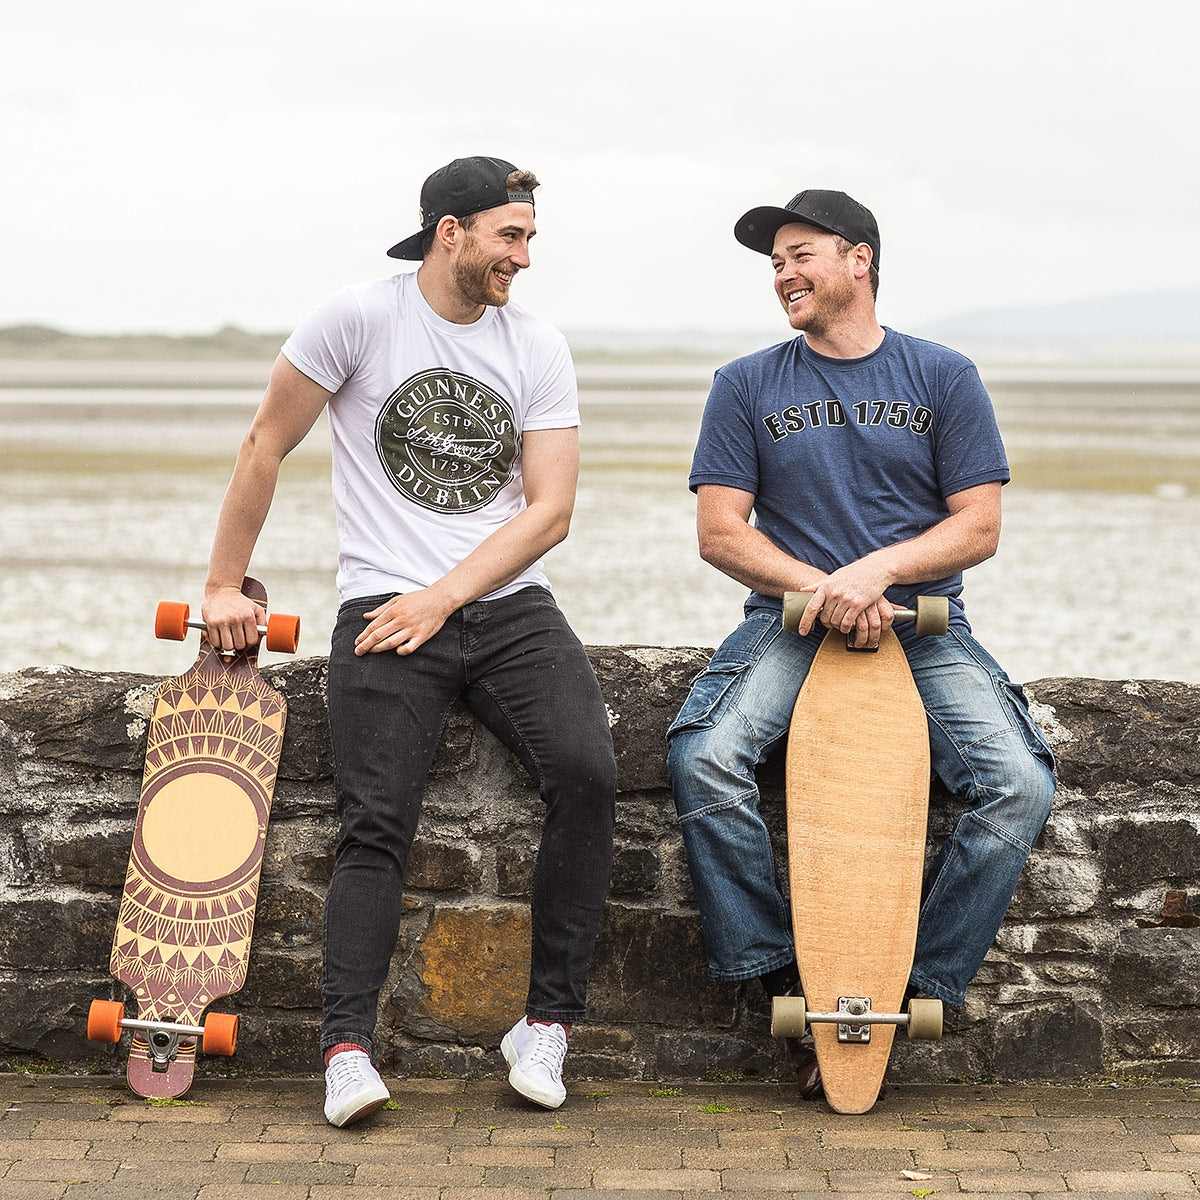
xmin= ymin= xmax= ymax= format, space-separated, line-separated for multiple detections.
xmin=0 ymin=323 xmax=287 ymax=361
xmin=914 ymin=290 xmax=1200 ymax=361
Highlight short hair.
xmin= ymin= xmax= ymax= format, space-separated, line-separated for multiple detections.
xmin=421 ymin=169 xmax=540 ymax=258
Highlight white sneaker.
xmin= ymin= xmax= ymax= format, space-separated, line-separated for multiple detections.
xmin=323 ymin=1050 xmax=390 ymax=1127
xmin=501 ymin=1018 xmax=568 ymax=1109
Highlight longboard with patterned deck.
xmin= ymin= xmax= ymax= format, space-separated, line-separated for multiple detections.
xmin=87 ymin=577 xmax=299 ymax=1099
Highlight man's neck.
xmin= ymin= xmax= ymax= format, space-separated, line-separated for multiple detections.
xmin=801 ymin=317 xmax=886 ymax=359
xmin=415 ymin=263 xmax=485 ymax=325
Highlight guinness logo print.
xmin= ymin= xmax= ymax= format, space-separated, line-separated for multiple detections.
xmin=376 ymin=368 xmax=518 ymax=512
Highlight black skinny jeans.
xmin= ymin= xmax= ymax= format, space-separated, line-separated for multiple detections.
xmin=320 ymin=586 xmax=616 ymax=1060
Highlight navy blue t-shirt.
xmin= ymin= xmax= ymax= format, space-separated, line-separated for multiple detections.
xmin=688 ymin=328 xmax=1009 ymax=633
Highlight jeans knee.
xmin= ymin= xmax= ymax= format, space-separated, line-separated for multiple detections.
xmin=544 ymin=739 xmax=616 ymax=816
xmin=667 ymin=729 xmax=738 ymax=818
xmin=975 ymin=758 xmax=1056 ymax=849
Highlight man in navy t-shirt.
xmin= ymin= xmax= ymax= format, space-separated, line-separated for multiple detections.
xmin=667 ymin=188 xmax=1056 ymax=1099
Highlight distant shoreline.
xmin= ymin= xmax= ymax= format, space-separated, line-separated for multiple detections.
xmin=2 ymin=358 xmax=1199 ymax=392
xmin=3 ymin=322 xmax=1199 ymax=379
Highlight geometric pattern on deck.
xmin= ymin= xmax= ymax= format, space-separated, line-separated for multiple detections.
xmin=111 ymin=644 xmax=286 ymax=1025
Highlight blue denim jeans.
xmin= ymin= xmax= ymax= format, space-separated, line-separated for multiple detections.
xmin=321 ymin=586 xmax=616 ymax=1060
xmin=666 ymin=607 xmax=1056 ymax=1006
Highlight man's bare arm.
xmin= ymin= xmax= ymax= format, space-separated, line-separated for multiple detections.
xmin=353 ymin=425 xmax=580 ymax=656
xmin=696 ymin=481 xmax=1002 ymax=646
xmin=202 ymin=354 xmax=332 ymax=649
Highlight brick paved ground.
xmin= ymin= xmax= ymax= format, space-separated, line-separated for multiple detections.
xmin=1 ymin=1072 xmax=1197 ymax=1198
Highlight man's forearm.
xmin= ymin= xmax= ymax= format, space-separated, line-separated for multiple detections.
xmin=426 ymin=498 xmax=573 ymax=612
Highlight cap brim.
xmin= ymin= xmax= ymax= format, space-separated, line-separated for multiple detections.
xmin=734 ymin=205 xmax=840 ymax=256
xmin=386 ymin=231 xmax=425 ymax=260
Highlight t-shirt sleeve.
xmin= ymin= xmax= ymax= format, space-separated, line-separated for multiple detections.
xmin=522 ymin=327 xmax=580 ymax=431
xmin=933 ymin=362 xmax=1010 ymax=497
xmin=688 ymin=366 xmax=761 ymax=495
xmin=280 ymin=288 xmax=366 ymax=394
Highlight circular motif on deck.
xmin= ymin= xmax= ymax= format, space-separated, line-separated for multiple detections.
xmin=140 ymin=773 xmax=260 ymax=884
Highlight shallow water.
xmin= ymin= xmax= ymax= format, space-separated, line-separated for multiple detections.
xmin=2 ymin=363 xmax=1199 ymax=684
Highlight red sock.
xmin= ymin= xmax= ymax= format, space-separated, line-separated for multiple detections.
xmin=324 ymin=1042 xmax=367 ymax=1067
xmin=527 ymin=1018 xmax=571 ymax=1038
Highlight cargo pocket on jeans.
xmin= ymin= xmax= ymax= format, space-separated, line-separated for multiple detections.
xmin=667 ymin=660 xmax=752 ymax=740
xmin=999 ymin=680 xmax=1056 ymax=772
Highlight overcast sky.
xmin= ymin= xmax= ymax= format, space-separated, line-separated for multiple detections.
xmin=4 ymin=0 xmax=1197 ymax=339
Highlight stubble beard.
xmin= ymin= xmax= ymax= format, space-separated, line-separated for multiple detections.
xmin=784 ymin=269 xmax=857 ymax=339
xmin=452 ymin=242 xmax=511 ymax=310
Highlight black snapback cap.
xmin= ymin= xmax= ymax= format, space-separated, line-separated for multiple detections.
xmin=387 ymin=156 xmax=535 ymax=260
xmin=734 ymin=188 xmax=880 ymax=269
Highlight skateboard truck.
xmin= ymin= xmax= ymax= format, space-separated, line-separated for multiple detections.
xmin=88 ymin=1000 xmax=240 ymax=1068
xmin=136 ymin=1022 xmax=201 ymax=1073
xmin=772 ymin=994 xmax=943 ymax=1041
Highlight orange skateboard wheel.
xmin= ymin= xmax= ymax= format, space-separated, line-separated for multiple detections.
xmin=264 ymin=613 xmax=300 ymax=654
xmin=155 ymin=601 xmax=191 ymax=641
xmin=202 ymin=1012 xmax=239 ymax=1057
xmin=87 ymin=999 xmax=125 ymax=1043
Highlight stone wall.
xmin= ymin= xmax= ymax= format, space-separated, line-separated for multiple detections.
xmin=1 ymin=651 xmax=1198 ymax=1085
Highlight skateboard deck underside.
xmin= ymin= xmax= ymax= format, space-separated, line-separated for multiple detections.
xmin=786 ymin=629 xmax=929 ymax=1113
xmin=112 ymin=636 xmax=285 ymax=1098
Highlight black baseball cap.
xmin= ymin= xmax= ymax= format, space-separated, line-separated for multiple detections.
xmin=734 ymin=189 xmax=880 ymax=270
xmin=386 ymin=156 xmax=535 ymax=260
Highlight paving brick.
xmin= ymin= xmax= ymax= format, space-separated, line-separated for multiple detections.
xmin=88 ymin=1139 xmax=217 ymax=1161
xmin=559 ymin=1145 xmax=685 ymax=1169
xmin=244 ymin=1161 xmax=357 ymax=1185
xmin=352 ymin=1162 xmax=486 ymax=1187
xmin=944 ymin=1130 xmax=1051 ymax=1151
xmin=0 ymin=1139 xmax=90 ymax=1161
xmin=5 ymin=1158 xmax=117 ymax=1183
xmin=308 ymin=1189 xmax=440 ymax=1200
xmin=820 ymin=1127 xmax=949 ymax=1150
xmin=681 ymin=1145 xmax=788 ymax=1169
xmin=448 ymin=1144 xmax=555 ymax=1166
xmin=196 ymin=1186 xmax=310 ymax=1200
xmin=954 ymin=1169 xmax=1069 ymax=1191
xmin=0 ymin=1182 xmax=67 ymax=1200
xmin=1017 ymin=1149 xmax=1150 ymax=1171
xmin=718 ymin=1167 xmax=829 ymax=1190
xmin=108 ymin=1103 xmax=232 ymax=1124
xmin=916 ymin=1148 xmax=1021 ymax=1170
xmin=1065 ymin=1169 xmax=1199 ymax=1192
xmin=483 ymin=1164 xmax=596 ymax=1188
xmin=1146 ymin=1151 xmax=1200 ymax=1171
xmin=826 ymin=1169 xmax=960 ymax=1193
xmin=213 ymin=1139 xmax=324 ymax=1162
xmin=593 ymin=1166 xmax=722 ymax=1190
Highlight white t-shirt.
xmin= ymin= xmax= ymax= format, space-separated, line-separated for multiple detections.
xmin=282 ymin=272 xmax=579 ymax=602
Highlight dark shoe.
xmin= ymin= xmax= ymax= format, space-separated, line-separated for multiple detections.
xmin=786 ymin=1029 xmax=890 ymax=1102
xmin=787 ymin=1032 xmax=824 ymax=1099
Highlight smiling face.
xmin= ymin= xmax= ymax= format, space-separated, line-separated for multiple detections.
xmin=770 ymin=222 xmax=861 ymax=336
xmin=449 ymin=202 xmax=535 ymax=310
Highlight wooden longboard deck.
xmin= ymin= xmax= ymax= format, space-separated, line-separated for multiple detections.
xmin=111 ymin=580 xmax=286 ymax=1098
xmin=785 ymin=627 xmax=929 ymax=1113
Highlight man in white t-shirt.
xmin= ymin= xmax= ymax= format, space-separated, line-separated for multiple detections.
xmin=201 ymin=157 xmax=616 ymax=1127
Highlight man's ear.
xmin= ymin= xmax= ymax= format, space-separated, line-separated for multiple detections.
xmin=433 ymin=215 xmax=461 ymax=253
